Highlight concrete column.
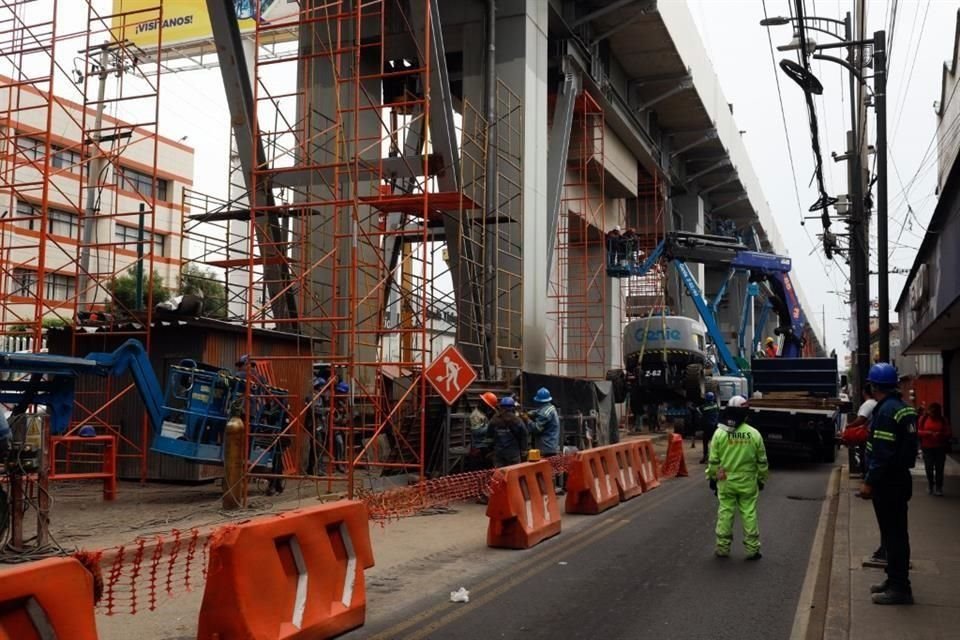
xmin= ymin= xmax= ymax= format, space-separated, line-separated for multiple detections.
xmin=670 ymin=193 xmax=704 ymax=321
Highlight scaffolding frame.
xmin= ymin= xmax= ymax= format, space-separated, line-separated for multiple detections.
xmin=546 ymin=92 xmax=606 ymax=379
xmin=0 ymin=1 xmax=168 ymax=486
xmin=623 ymin=168 xmax=668 ymax=318
xmin=198 ymin=0 xmax=491 ymax=502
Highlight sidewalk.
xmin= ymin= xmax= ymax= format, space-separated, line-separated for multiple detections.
xmin=824 ymin=456 xmax=960 ymax=639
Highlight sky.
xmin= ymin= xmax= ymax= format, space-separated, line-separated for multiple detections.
xmin=8 ymin=1 xmax=958 ymax=358
xmin=688 ymin=0 xmax=958 ymax=355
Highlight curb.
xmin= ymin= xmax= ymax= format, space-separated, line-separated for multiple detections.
xmin=823 ymin=465 xmax=851 ymax=640
xmin=791 ymin=465 xmax=841 ymax=640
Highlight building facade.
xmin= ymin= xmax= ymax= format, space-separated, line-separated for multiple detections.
xmin=0 ymin=75 xmax=193 ymax=340
xmin=896 ymin=14 xmax=960 ymax=427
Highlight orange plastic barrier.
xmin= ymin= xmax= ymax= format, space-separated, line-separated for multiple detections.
xmin=197 ymin=500 xmax=375 ymax=640
xmin=0 ymin=557 xmax=98 ymax=640
xmin=660 ymin=433 xmax=689 ymax=478
xmin=486 ymin=460 xmax=562 ymax=549
xmin=612 ymin=443 xmax=643 ymax=501
xmin=633 ymin=440 xmax=661 ymax=490
xmin=565 ymin=446 xmax=621 ymax=514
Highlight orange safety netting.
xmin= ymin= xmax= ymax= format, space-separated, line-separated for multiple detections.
xmin=74 ymin=455 xmax=576 ymax=616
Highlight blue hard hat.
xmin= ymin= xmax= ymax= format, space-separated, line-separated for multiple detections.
xmin=236 ymin=354 xmax=249 ymax=366
xmin=313 ymin=377 xmax=327 ymax=389
xmin=499 ymin=396 xmax=516 ymax=408
xmin=335 ymin=382 xmax=350 ymax=394
xmin=78 ymin=425 xmax=96 ymax=438
xmin=867 ymin=362 xmax=898 ymax=388
xmin=533 ymin=387 xmax=552 ymax=403
xmin=705 ymin=391 xmax=716 ymax=402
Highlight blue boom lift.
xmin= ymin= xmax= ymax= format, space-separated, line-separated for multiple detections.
xmin=0 ymin=340 xmax=290 ymax=469
xmin=609 ymin=231 xmax=807 ymax=372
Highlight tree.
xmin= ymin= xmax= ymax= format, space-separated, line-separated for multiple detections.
xmin=179 ymin=264 xmax=228 ymax=319
xmin=108 ymin=268 xmax=170 ymax=312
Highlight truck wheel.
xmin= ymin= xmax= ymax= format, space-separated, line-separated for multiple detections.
xmin=684 ymin=364 xmax=705 ymax=403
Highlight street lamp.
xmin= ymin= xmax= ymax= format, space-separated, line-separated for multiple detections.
xmin=760 ymin=6 xmax=889 ymax=399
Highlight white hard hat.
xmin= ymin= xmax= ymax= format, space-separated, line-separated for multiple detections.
xmin=728 ymin=395 xmax=749 ymax=408
xmin=613 ymin=225 xmax=621 ymax=232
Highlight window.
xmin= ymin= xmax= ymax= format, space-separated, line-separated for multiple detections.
xmin=51 ymin=145 xmax=82 ymax=174
xmin=115 ymin=224 xmax=166 ymax=257
xmin=14 ymin=201 xmax=79 ymax=237
xmin=10 ymin=268 xmax=36 ymax=297
xmin=116 ymin=166 xmax=169 ymax=201
xmin=9 ymin=269 xmax=75 ymax=301
xmin=14 ymin=137 xmax=41 ymax=161
xmin=45 ymin=272 xmax=76 ymax=301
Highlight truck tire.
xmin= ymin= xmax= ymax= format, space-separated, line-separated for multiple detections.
xmin=684 ymin=364 xmax=705 ymax=403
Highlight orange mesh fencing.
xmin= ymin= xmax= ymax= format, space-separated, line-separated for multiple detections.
xmin=75 ymin=455 xmax=578 ymax=616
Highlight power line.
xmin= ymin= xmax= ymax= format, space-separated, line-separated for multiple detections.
xmin=762 ymin=0 xmax=805 ymax=224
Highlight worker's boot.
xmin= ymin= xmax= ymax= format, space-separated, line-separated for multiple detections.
xmin=871 ymin=589 xmax=913 ymax=605
xmin=869 ymin=581 xmax=889 ymax=594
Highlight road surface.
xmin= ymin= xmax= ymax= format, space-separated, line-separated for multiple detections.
xmin=356 ymin=459 xmax=834 ymax=640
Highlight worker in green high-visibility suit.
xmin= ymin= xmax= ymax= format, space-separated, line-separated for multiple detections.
xmin=706 ymin=395 xmax=769 ymax=560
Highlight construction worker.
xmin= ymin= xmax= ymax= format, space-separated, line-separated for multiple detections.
xmin=699 ymin=391 xmax=720 ymax=464
xmin=763 ymin=337 xmax=777 ymax=358
xmin=527 ymin=387 xmax=560 ymax=457
xmin=859 ymin=362 xmax=918 ymax=605
xmin=706 ymin=395 xmax=769 ymax=560
xmin=487 ymin=396 xmax=529 ymax=467
xmin=329 ymin=381 xmax=350 ymax=473
xmin=467 ymin=392 xmax=498 ymax=472
xmin=306 ymin=377 xmax=328 ymax=475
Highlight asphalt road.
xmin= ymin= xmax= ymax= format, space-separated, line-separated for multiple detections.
xmin=358 ymin=458 xmax=834 ymax=640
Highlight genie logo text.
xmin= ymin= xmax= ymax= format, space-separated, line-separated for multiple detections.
xmin=636 ymin=327 xmax=682 ymax=342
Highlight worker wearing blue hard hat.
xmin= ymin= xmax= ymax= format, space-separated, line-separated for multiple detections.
xmin=860 ymin=362 xmax=918 ymax=606
xmin=486 ymin=394 xmax=528 ymax=467
xmin=527 ymin=387 xmax=560 ymax=458
xmin=699 ymin=391 xmax=721 ymax=464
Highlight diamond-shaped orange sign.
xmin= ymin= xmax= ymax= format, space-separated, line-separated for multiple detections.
xmin=425 ymin=345 xmax=477 ymax=405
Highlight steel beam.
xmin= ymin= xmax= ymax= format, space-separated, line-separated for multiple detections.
xmin=635 ymin=78 xmax=692 ymax=112
xmin=206 ymin=0 xmax=297 ymax=325
xmin=670 ymin=130 xmax=718 ymax=158
xmin=685 ymin=159 xmax=732 ymax=184
xmin=699 ymin=173 xmax=739 ymax=195
xmin=410 ymin=0 xmax=484 ymax=361
xmin=591 ymin=4 xmax=656 ymax=44
xmin=545 ymin=61 xmax=581 ymax=288
xmin=572 ymin=0 xmax=651 ymax=27
xmin=709 ymin=193 xmax=748 ymax=213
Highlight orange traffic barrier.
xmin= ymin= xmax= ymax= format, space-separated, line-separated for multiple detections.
xmin=612 ymin=443 xmax=643 ymax=501
xmin=565 ymin=446 xmax=621 ymax=514
xmin=486 ymin=460 xmax=562 ymax=549
xmin=660 ymin=433 xmax=689 ymax=478
xmin=633 ymin=439 xmax=661 ymax=490
xmin=197 ymin=500 xmax=375 ymax=640
xmin=0 ymin=557 xmax=98 ymax=640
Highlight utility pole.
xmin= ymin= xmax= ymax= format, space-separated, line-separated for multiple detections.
xmin=852 ymin=2 xmax=871 ymax=395
xmin=874 ymin=29 xmax=890 ymax=362
xmin=79 ymin=44 xmax=110 ymax=311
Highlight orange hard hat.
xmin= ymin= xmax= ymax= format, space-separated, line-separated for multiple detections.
xmin=480 ymin=392 xmax=498 ymax=410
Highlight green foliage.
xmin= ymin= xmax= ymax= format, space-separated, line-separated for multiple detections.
xmin=108 ymin=268 xmax=170 ymax=312
xmin=179 ymin=264 xmax=227 ymax=319
xmin=42 ymin=316 xmax=70 ymax=329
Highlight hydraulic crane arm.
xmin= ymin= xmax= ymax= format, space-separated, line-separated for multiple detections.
xmin=85 ymin=339 xmax=166 ymax=436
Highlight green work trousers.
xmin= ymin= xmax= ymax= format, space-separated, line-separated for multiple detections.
xmin=715 ymin=483 xmax=760 ymax=555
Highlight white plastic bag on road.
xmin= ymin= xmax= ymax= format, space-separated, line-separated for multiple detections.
xmin=449 ymin=587 xmax=470 ymax=603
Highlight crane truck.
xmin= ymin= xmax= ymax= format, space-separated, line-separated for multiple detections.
xmin=607 ymin=231 xmax=839 ymax=461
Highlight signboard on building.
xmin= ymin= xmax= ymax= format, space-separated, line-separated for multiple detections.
xmin=111 ymin=0 xmax=298 ymax=51
xmin=425 ymin=345 xmax=477 ymax=405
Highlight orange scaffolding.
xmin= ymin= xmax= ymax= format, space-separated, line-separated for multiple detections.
xmin=180 ymin=0 xmax=498 ymax=502
xmin=547 ymin=92 xmax=607 ymax=379
xmin=0 ymin=1 xmax=168 ymax=485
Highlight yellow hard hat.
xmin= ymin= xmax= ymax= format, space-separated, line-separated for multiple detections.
xmin=765 ymin=337 xmax=774 ymax=344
